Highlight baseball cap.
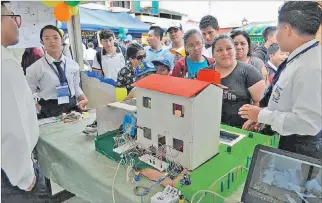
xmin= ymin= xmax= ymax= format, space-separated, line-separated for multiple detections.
xmin=167 ymin=22 xmax=183 ymax=32
xmin=136 ymin=62 xmax=157 ymax=77
xmin=151 ymin=58 xmax=171 ymax=70
xmin=170 ymin=47 xmax=186 ymax=57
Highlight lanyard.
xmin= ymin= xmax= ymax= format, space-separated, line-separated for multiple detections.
xmin=44 ymin=57 xmax=67 ymax=86
xmin=271 ymin=41 xmax=319 ymax=87
xmin=260 ymin=41 xmax=319 ymax=107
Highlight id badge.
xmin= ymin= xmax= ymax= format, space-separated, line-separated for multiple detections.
xmin=56 ymin=85 xmax=70 ymax=104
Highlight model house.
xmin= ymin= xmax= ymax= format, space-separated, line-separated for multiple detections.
xmin=132 ymin=73 xmax=223 ymax=170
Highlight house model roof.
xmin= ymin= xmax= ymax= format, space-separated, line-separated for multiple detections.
xmin=132 ymin=74 xmax=211 ymax=98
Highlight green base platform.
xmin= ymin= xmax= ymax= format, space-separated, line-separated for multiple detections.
xmin=95 ymin=125 xmax=279 ymax=203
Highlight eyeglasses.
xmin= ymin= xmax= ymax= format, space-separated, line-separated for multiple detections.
xmin=136 ymin=54 xmax=146 ymax=60
xmin=42 ymin=36 xmax=61 ymax=42
xmin=1 ymin=14 xmax=22 ymax=28
xmin=186 ymin=41 xmax=204 ymax=51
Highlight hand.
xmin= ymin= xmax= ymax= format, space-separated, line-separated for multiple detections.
xmin=25 ymin=175 xmax=36 ymax=191
xmin=77 ymin=99 xmax=88 ymax=110
xmin=238 ymin=104 xmax=261 ymax=121
xmin=242 ymin=120 xmax=256 ymax=131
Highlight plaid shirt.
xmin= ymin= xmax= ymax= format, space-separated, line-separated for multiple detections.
xmin=116 ymin=63 xmax=135 ymax=93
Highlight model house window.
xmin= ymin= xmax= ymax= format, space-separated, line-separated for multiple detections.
xmin=173 ymin=104 xmax=184 ymax=117
xmin=143 ymin=97 xmax=151 ymax=108
xmin=173 ymin=138 xmax=183 ymax=152
xmin=158 ymin=135 xmax=166 ymax=147
xmin=143 ymin=127 xmax=151 ymax=140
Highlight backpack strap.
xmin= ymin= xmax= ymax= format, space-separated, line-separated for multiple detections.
xmin=96 ymin=48 xmax=104 ymax=77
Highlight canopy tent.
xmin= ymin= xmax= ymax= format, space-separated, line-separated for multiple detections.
xmin=235 ymin=21 xmax=277 ymax=44
xmin=58 ymin=7 xmax=150 ymax=36
xmin=237 ymin=21 xmax=277 ymax=36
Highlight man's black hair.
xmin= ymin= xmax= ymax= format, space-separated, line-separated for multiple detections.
xmin=99 ymin=29 xmax=115 ymax=40
xmin=40 ymin=25 xmax=62 ymax=40
xmin=126 ymin=43 xmax=144 ymax=60
xmin=278 ymin=1 xmax=322 ymax=36
xmin=267 ymin=43 xmax=280 ymax=56
xmin=199 ymin=15 xmax=219 ymax=30
xmin=230 ymin=30 xmax=252 ymax=56
xmin=149 ymin=26 xmax=164 ymax=41
xmin=262 ymin=26 xmax=277 ymax=42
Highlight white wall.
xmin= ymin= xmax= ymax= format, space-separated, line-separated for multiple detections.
xmin=136 ymin=88 xmax=194 ymax=169
xmin=191 ymin=85 xmax=223 ymax=170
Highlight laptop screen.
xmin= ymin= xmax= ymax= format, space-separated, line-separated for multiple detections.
xmin=242 ymin=146 xmax=322 ymax=203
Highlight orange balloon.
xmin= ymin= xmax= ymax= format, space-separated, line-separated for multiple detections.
xmin=54 ymin=3 xmax=72 ymax=22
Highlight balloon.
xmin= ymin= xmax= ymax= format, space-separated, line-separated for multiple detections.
xmin=118 ymin=28 xmax=124 ymax=34
xmin=69 ymin=6 xmax=79 ymax=15
xmin=65 ymin=1 xmax=80 ymax=6
xmin=42 ymin=1 xmax=63 ymax=7
xmin=54 ymin=3 xmax=72 ymax=22
xmin=123 ymin=28 xmax=128 ymax=34
xmin=118 ymin=33 xmax=124 ymax=39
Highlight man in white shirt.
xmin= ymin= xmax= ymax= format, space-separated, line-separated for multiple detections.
xmin=92 ymin=29 xmax=125 ymax=81
xmin=239 ymin=1 xmax=322 ymax=159
xmin=199 ymin=15 xmax=219 ymax=58
xmin=85 ymin=42 xmax=97 ymax=65
xmin=1 ymin=1 xmax=50 ymax=202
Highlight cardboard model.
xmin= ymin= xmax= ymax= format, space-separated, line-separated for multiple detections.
xmin=132 ymin=74 xmax=223 ymax=170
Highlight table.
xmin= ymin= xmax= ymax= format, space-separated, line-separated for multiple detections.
xmin=36 ymin=111 xmax=243 ymax=203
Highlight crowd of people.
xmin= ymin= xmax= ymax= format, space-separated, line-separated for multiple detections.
xmin=1 ymin=0 xmax=322 ymax=202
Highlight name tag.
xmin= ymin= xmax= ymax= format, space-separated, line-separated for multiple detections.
xmin=56 ymin=85 xmax=70 ymax=104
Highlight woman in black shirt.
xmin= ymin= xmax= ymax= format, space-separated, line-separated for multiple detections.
xmin=210 ymin=35 xmax=266 ymax=128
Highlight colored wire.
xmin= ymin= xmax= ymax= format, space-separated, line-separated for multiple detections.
xmin=191 ymin=190 xmax=234 ymax=203
xmin=112 ymin=159 xmax=125 ymax=203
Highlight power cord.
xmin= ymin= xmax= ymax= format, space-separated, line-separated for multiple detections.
xmin=191 ymin=190 xmax=234 ymax=203
xmin=112 ymin=159 xmax=125 ymax=203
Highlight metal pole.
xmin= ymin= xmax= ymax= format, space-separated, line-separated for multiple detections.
xmin=67 ymin=12 xmax=84 ymax=70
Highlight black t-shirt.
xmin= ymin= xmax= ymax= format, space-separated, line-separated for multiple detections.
xmin=219 ymin=61 xmax=263 ymax=128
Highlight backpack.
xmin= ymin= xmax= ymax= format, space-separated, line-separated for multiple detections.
xmin=95 ymin=44 xmax=126 ymax=77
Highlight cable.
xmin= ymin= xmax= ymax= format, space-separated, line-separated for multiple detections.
xmin=191 ymin=190 xmax=234 ymax=203
xmin=112 ymin=159 xmax=124 ymax=203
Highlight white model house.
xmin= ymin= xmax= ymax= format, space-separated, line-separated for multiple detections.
xmin=132 ymin=73 xmax=223 ymax=170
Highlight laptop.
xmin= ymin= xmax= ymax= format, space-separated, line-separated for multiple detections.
xmin=241 ymin=145 xmax=322 ymax=203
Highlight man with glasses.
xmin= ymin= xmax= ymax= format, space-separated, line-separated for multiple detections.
xmin=1 ymin=1 xmax=50 ymax=202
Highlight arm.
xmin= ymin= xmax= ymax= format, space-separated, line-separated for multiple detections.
xmin=74 ymin=67 xmax=88 ymax=109
xmin=258 ymin=68 xmax=322 ymax=135
xmin=246 ymin=64 xmax=266 ymax=106
xmin=25 ymin=64 xmax=39 ymax=94
xmin=2 ymin=61 xmax=36 ymax=190
xmin=248 ymin=80 xmax=266 ymax=106
xmin=91 ymin=54 xmax=103 ymax=76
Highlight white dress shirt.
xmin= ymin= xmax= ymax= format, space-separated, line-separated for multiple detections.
xmin=85 ymin=48 xmax=96 ymax=61
xmin=202 ymin=46 xmax=213 ymax=58
xmin=267 ymin=61 xmax=278 ymax=72
xmin=92 ymin=49 xmax=125 ymax=81
xmin=258 ymin=40 xmax=322 ymax=136
xmin=1 ymin=46 xmax=39 ymax=190
xmin=26 ymin=53 xmax=84 ymax=100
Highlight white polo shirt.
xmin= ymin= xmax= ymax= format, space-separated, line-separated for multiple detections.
xmin=258 ymin=39 xmax=322 ymax=136
xmin=92 ymin=47 xmax=125 ymax=81
xmin=26 ymin=53 xmax=84 ymax=100
xmin=1 ymin=46 xmax=39 ymax=190
xmin=202 ymin=46 xmax=213 ymax=58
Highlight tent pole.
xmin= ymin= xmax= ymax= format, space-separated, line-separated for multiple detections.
xmin=67 ymin=12 xmax=84 ymax=70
